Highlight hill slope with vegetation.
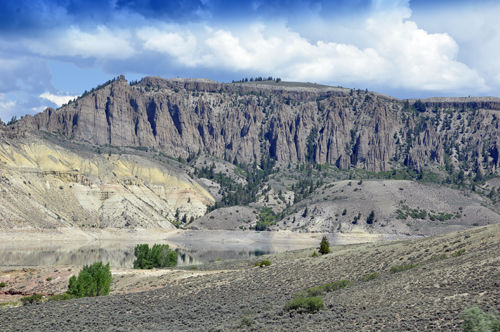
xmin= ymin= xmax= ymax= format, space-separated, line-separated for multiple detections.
xmin=3 ymin=223 xmax=500 ymax=331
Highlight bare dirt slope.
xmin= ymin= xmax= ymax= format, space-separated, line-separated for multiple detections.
xmin=0 ymin=133 xmax=214 ymax=231
xmin=2 ymin=223 xmax=499 ymax=331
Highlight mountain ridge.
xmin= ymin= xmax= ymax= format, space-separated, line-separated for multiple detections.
xmin=5 ymin=75 xmax=500 ymax=175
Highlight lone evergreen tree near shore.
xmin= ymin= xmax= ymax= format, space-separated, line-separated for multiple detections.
xmin=319 ymin=236 xmax=331 ymax=255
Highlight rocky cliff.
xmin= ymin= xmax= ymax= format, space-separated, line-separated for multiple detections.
xmin=8 ymin=76 xmax=500 ymax=175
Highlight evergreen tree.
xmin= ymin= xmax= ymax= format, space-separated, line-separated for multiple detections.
xmin=319 ymin=236 xmax=330 ymax=255
xmin=366 ymin=210 xmax=375 ymax=224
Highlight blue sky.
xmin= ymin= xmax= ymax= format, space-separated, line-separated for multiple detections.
xmin=0 ymin=0 xmax=499 ymax=121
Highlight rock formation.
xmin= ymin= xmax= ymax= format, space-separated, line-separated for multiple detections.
xmin=8 ymin=76 xmax=500 ymax=174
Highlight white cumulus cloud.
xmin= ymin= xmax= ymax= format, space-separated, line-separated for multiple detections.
xmin=39 ymin=92 xmax=78 ymax=107
xmin=137 ymin=27 xmax=198 ymax=64
xmin=27 ymin=26 xmax=136 ymax=60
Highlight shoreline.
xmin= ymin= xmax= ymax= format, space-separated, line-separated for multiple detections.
xmin=0 ymin=227 xmax=417 ymax=248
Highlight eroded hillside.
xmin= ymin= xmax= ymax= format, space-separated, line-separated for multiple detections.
xmin=0 ymin=133 xmax=214 ymax=232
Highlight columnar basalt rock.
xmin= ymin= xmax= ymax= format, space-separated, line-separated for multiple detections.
xmin=9 ymin=76 xmax=500 ymax=173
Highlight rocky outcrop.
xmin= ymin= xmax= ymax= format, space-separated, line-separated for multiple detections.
xmin=9 ymin=76 xmax=500 ymax=174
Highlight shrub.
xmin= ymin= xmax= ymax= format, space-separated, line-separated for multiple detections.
xmin=284 ymin=296 xmax=324 ymax=313
xmin=48 ymin=293 xmax=74 ymax=302
xmin=20 ymin=294 xmax=43 ymax=305
xmin=311 ymin=251 xmax=318 ymax=257
xmin=240 ymin=316 xmax=253 ymax=327
xmin=361 ymin=272 xmax=379 ymax=282
xmin=319 ymin=236 xmax=331 ymax=255
xmin=188 ymin=266 xmax=198 ymax=270
xmin=323 ymin=280 xmax=351 ymax=292
xmin=460 ymin=305 xmax=500 ymax=332
xmin=304 ymin=286 xmax=324 ymax=297
xmin=46 ymin=277 xmax=52 ymax=281
xmin=133 ymin=244 xmax=177 ymax=269
xmin=390 ymin=263 xmax=418 ymax=274
xmin=255 ymin=260 xmax=272 ymax=267
xmin=67 ymin=261 xmax=113 ymax=298
xmin=452 ymin=249 xmax=466 ymax=257
xmin=431 ymin=254 xmax=447 ymax=261
xmin=0 ymin=282 xmax=5 ymax=288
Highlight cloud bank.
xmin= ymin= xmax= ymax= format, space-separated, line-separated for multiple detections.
xmin=0 ymin=0 xmax=498 ymax=120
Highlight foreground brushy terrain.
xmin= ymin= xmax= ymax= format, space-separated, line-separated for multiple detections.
xmin=2 ymin=225 xmax=500 ymax=331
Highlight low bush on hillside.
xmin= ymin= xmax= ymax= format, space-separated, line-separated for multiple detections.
xmin=452 ymin=249 xmax=466 ymax=257
xmin=68 ymin=261 xmax=113 ymax=298
xmin=431 ymin=254 xmax=448 ymax=261
xmin=20 ymin=294 xmax=43 ymax=305
xmin=284 ymin=296 xmax=324 ymax=314
xmin=0 ymin=282 xmax=6 ymax=288
xmin=460 ymin=305 xmax=500 ymax=332
xmin=254 ymin=260 xmax=272 ymax=267
xmin=390 ymin=263 xmax=418 ymax=274
xmin=48 ymin=293 xmax=75 ymax=302
xmin=284 ymin=279 xmax=350 ymax=314
xmin=239 ymin=316 xmax=254 ymax=327
xmin=324 ymin=280 xmax=351 ymax=292
xmin=361 ymin=272 xmax=379 ymax=282
xmin=133 ymin=244 xmax=177 ymax=269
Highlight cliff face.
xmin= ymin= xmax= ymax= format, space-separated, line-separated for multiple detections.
xmin=8 ymin=76 xmax=500 ymax=174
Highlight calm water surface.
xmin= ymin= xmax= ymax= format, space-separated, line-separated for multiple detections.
xmin=0 ymin=237 xmax=313 ymax=268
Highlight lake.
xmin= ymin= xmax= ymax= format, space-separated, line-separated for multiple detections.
xmin=0 ymin=233 xmax=318 ymax=268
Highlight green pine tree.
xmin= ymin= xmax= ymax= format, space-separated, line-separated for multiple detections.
xmin=319 ymin=236 xmax=331 ymax=255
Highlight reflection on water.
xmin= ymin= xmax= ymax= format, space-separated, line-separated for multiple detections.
xmin=0 ymin=239 xmax=310 ymax=268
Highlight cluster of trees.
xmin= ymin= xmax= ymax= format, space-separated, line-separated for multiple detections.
xmin=6 ymin=116 xmax=18 ymax=126
xmin=255 ymin=207 xmax=277 ymax=231
xmin=67 ymin=261 xmax=113 ymax=298
xmin=232 ymin=77 xmax=281 ymax=83
xmin=129 ymin=78 xmax=143 ymax=86
xmin=133 ymin=244 xmax=177 ymax=269
xmin=292 ymin=178 xmax=324 ymax=204
xmin=200 ymin=157 xmax=276 ymax=212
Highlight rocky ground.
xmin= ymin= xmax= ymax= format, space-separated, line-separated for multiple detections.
xmin=1 ymin=223 xmax=499 ymax=331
